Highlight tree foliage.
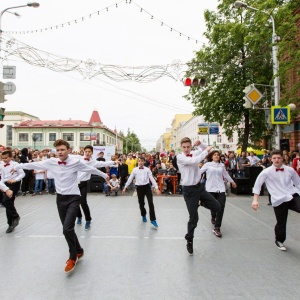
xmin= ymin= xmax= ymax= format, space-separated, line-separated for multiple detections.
xmin=122 ymin=128 xmax=142 ymax=153
xmin=184 ymin=0 xmax=299 ymax=151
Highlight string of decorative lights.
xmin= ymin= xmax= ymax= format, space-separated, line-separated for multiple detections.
xmin=2 ymin=0 xmax=203 ymax=44
xmin=1 ymin=34 xmax=186 ymax=83
xmin=2 ymin=55 xmax=192 ymax=113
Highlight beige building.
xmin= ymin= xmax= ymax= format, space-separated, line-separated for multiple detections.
xmin=157 ymin=114 xmax=239 ymax=154
xmin=0 ymin=111 xmax=40 ymax=148
xmin=1 ymin=110 xmax=124 ymax=152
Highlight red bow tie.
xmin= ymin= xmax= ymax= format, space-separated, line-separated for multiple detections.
xmin=186 ymin=154 xmax=193 ymax=157
xmin=58 ymin=161 xmax=67 ymax=165
xmin=139 ymin=167 xmax=144 ymax=169
xmin=276 ymin=168 xmax=284 ymax=172
xmin=84 ymin=158 xmax=90 ymax=161
xmin=4 ymin=163 xmax=10 ymax=167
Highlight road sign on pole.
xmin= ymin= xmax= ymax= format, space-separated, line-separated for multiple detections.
xmin=3 ymin=66 xmax=16 ymax=79
xmin=271 ymin=106 xmax=290 ymax=124
xmin=245 ymin=86 xmax=263 ymax=105
xmin=3 ymin=82 xmax=16 ymax=95
xmin=198 ymin=123 xmax=209 ymax=135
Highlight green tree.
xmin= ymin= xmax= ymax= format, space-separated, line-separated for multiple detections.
xmin=123 ymin=128 xmax=142 ymax=153
xmin=184 ymin=0 xmax=299 ymax=151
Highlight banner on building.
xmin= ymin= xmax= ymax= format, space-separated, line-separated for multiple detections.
xmin=83 ymin=133 xmax=91 ymax=141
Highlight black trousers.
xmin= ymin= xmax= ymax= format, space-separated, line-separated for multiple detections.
xmin=136 ymin=184 xmax=156 ymax=221
xmin=119 ymin=176 xmax=127 ymax=190
xmin=183 ymin=183 xmax=221 ymax=239
xmin=21 ymin=170 xmax=31 ymax=193
xmin=56 ymin=194 xmax=83 ymax=260
xmin=273 ymin=194 xmax=300 ymax=243
xmin=77 ymin=181 xmax=92 ymax=221
xmin=2 ymin=181 xmax=21 ymax=225
xmin=210 ymin=192 xmax=226 ymax=228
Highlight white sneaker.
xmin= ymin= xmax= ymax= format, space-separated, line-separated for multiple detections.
xmin=275 ymin=241 xmax=287 ymax=251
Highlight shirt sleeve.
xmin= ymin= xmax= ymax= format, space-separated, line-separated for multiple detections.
xmin=177 ymin=150 xmax=208 ymax=166
xmin=148 ymin=170 xmax=158 ymax=189
xmin=78 ymin=161 xmax=108 ymax=179
xmin=222 ymin=166 xmax=234 ymax=183
xmin=15 ymin=160 xmax=50 ymax=171
xmin=94 ymin=160 xmax=116 ymax=168
xmin=0 ymin=182 xmax=9 ymax=192
xmin=124 ymin=170 xmax=135 ymax=189
xmin=291 ymin=168 xmax=300 ymax=190
xmin=252 ymin=169 xmax=268 ymax=195
xmin=14 ymin=168 xmax=26 ymax=182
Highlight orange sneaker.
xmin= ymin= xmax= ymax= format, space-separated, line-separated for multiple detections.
xmin=64 ymin=257 xmax=78 ymax=273
xmin=76 ymin=252 xmax=84 ymax=260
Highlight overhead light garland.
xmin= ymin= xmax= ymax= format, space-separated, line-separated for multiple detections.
xmin=2 ymin=0 xmax=203 ymax=44
xmin=1 ymin=34 xmax=186 ymax=83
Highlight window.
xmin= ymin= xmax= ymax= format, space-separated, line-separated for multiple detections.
xmin=49 ymin=133 xmax=56 ymax=141
xmin=33 ymin=133 xmax=43 ymax=142
xmin=6 ymin=125 xmax=12 ymax=146
xmin=217 ymin=135 xmax=222 ymax=143
xmin=63 ymin=133 xmax=74 ymax=141
xmin=19 ymin=133 xmax=29 ymax=142
xmin=80 ymin=133 xmax=85 ymax=141
xmin=228 ymin=137 xmax=233 ymax=143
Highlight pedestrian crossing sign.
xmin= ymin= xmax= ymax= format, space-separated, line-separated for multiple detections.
xmin=271 ymin=106 xmax=290 ymax=124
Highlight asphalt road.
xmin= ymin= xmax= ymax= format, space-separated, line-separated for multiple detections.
xmin=0 ymin=191 xmax=299 ymax=300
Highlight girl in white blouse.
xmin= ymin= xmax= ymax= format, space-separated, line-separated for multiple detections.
xmin=199 ymin=150 xmax=236 ymax=238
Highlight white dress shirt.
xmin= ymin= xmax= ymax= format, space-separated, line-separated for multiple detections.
xmin=253 ymin=165 xmax=300 ymax=207
xmin=14 ymin=156 xmax=108 ymax=195
xmin=199 ymin=162 xmax=234 ymax=192
xmin=125 ymin=166 xmax=158 ymax=189
xmin=0 ymin=181 xmax=9 ymax=192
xmin=247 ymin=155 xmax=260 ymax=166
xmin=0 ymin=161 xmax=25 ymax=183
xmin=75 ymin=155 xmax=115 ymax=182
xmin=177 ymin=145 xmax=209 ymax=186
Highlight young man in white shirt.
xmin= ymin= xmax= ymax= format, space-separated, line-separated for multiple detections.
xmin=75 ymin=145 xmax=118 ymax=230
xmin=252 ymin=150 xmax=300 ymax=251
xmin=177 ymin=137 xmax=219 ymax=255
xmin=122 ymin=157 xmax=161 ymax=229
xmin=1 ymin=150 xmax=25 ymax=233
xmin=11 ymin=139 xmax=109 ymax=273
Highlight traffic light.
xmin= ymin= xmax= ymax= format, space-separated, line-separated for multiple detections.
xmin=243 ymin=85 xmax=252 ymax=109
xmin=183 ymin=77 xmax=206 ymax=87
xmin=0 ymin=107 xmax=5 ymax=121
xmin=243 ymin=98 xmax=252 ymax=109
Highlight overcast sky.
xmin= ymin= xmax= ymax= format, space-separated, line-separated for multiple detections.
xmin=1 ymin=0 xmax=219 ymax=150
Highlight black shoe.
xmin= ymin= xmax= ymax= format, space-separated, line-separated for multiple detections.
xmin=12 ymin=217 xmax=20 ymax=228
xmin=6 ymin=225 xmax=14 ymax=233
xmin=185 ymin=234 xmax=193 ymax=255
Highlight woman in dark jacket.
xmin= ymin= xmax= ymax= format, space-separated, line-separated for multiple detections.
xmin=20 ymin=148 xmax=32 ymax=196
xmin=118 ymin=158 xmax=129 ymax=190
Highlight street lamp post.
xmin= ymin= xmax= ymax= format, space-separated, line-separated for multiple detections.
xmin=235 ymin=1 xmax=281 ymax=149
xmin=0 ymin=2 xmax=40 ymax=56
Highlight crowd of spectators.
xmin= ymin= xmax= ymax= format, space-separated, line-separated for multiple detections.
xmin=1 ymin=144 xmax=300 ymax=204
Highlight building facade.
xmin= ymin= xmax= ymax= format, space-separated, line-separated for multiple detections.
xmin=0 ymin=111 xmax=40 ymax=148
xmin=157 ymin=115 xmax=239 ymax=154
xmin=1 ymin=110 xmax=124 ymax=152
